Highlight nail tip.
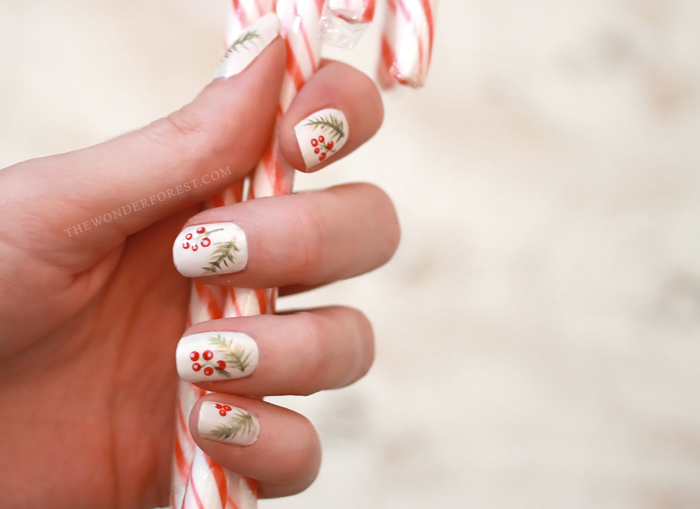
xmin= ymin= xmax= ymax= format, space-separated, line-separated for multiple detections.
xmin=213 ymin=12 xmax=282 ymax=80
xmin=172 ymin=222 xmax=248 ymax=278
xmin=294 ymin=108 xmax=349 ymax=170
xmin=176 ymin=331 xmax=259 ymax=383
xmin=198 ymin=402 xmax=260 ymax=446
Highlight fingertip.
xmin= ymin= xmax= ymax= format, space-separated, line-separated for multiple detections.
xmin=279 ymin=61 xmax=384 ymax=173
xmin=188 ymin=395 xmax=322 ymax=497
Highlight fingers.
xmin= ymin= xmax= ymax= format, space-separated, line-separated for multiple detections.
xmin=189 ymin=395 xmax=321 ymax=498
xmin=278 ymin=60 xmax=384 ymax=172
xmin=176 ymin=306 xmax=374 ymax=396
xmin=183 ymin=306 xmax=374 ymax=497
xmin=172 ymin=183 xmax=400 ymax=288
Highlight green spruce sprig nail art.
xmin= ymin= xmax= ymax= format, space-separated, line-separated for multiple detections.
xmin=209 ymin=335 xmax=252 ymax=373
xmin=222 ymin=29 xmax=260 ymax=59
xmin=202 ymin=237 xmax=240 ymax=273
xmin=210 ymin=411 xmax=256 ymax=441
xmin=303 ymin=113 xmax=346 ymax=141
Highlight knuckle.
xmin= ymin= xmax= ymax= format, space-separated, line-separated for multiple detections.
xmin=163 ymin=105 xmax=207 ymax=137
xmin=342 ymin=183 xmax=401 ymax=266
xmin=291 ymin=202 xmax=325 ymax=284
xmin=338 ymin=306 xmax=375 ymax=383
xmin=293 ymin=311 xmax=329 ymax=396
xmin=273 ymin=413 xmax=321 ymax=487
xmin=369 ymin=184 xmax=401 ymax=263
xmin=143 ymin=105 xmax=209 ymax=149
xmin=352 ymin=308 xmax=375 ymax=378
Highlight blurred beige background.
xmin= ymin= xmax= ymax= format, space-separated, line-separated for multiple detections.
xmin=3 ymin=0 xmax=700 ymax=507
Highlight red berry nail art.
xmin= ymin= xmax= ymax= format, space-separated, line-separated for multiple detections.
xmin=215 ymin=404 xmax=234 ymax=417
xmin=298 ymin=110 xmax=347 ymax=168
xmin=197 ymin=227 xmax=206 ymax=234
xmin=185 ymin=334 xmax=253 ymax=380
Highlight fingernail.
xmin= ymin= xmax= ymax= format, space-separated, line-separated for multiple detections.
xmin=176 ymin=331 xmax=259 ymax=382
xmin=214 ymin=13 xmax=281 ymax=79
xmin=198 ymin=402 xmax=260 ymax=446
xmin=173 ymin=222 xmax=248 ymax=278
xmin=294 ymin=108 xmax=349 ymax=170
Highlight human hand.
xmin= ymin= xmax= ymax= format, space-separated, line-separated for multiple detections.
xmin=0 ymin=34 xmax=398 ymax=508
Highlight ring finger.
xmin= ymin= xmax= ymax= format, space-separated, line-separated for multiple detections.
xmin=172 ymin=182 xmax=400 ymax=288
xmin=176 ymin=305 xmax=374 ymax=396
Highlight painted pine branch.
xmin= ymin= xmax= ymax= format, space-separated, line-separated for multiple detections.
xmin=303 ymin=113 xmax=346 ymax=140
xmin=223 ymin=29 xmax=260 ymax=59
xmin=210 ymin=411 xmax=255 ymax=440
xmin=209 ymin=335 xmax=252 ymax=372
xmin=202 ymin=238 xmax=240 ymax=273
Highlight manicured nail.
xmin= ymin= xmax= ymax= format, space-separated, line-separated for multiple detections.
xmin=198 ymin=402 xmax=260 ymax=446
xmin=173 ymin=222 xmax=248 ymax=278
xmin=294 ymin=108 xmax=349 ymax=169
xmin=214 ymin=13 xmax=281 ymax=79
xmin=176 ymin=331 xmax=259 ymax=382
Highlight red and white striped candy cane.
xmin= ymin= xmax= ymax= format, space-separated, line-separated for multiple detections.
xmin=172 ymin=1 xmax=324 ymax=508
xmin=379 ymin=0 xmax=436 ymax=88
xmin=172 ymin=184 xmax=250 ymax=509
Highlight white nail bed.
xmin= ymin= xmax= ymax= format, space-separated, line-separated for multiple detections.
xmin=176 ymin=331 xmax=259 ymax=383
xmin=198 ymin=402 xmax=260 ymax=446
xmin=293 ymin=108 xmax=349 ymax=169
xmin=214 ymin=13 xmax=281 ymax=79
xmin=172 ymin=222 xmax=248 ymax=278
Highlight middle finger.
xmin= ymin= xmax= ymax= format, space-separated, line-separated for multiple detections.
xmin=172 ymin=182 xmax=400 ymax=288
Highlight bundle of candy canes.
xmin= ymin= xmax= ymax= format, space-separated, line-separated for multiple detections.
xmin=171 ymin=0 xmax=436 ymax=508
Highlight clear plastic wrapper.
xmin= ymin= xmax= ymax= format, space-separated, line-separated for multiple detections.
xmin=321 ymin=0 xmax=375 ymax=49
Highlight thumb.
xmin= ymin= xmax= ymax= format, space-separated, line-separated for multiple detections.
xmin=1 ymin=14 xmax=284 ymax=255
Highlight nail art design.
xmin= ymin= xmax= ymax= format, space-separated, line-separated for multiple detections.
xmin=176 ymin=331 xmax=259 ymax=383
xmin=198 ymin=402 xmax=260 ymax=446
xmin=294 ymin=108 xmax=349 ymax=169
xmin=173 ymin=222 xmax=248 ymax=277
xmin=214 ymin=13 xmax=281 ymax=79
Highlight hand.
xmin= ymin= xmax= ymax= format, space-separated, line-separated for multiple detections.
xmin=0 ymin=35 xmax=398 ymax=508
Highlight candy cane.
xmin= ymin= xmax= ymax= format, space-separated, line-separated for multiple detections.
xmin=172 ymin=184 xmax=245 ymax=509
xmin=172 ymin=0 xmax=437 ymax=506
xmin=172 ymin=1 xmax=323 ymax=508
xmin=379 ymin=0 xmax=436 ymax=88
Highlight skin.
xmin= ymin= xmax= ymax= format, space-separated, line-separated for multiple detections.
xmin=0 ymin=40 xmax=399 ymax=508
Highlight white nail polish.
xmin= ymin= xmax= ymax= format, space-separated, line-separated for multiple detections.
xmin=293 ymin=108 xmax=349 ymax=169
xmin=173 ymin=222 xmax=248 ymax=278
xmin=198 ymin=402 xmax=260 ymax=446
xmin=214 ymin=13 xmax=281 ymax=79
xmin=176 ymin=331 xmax=259 ymax=383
